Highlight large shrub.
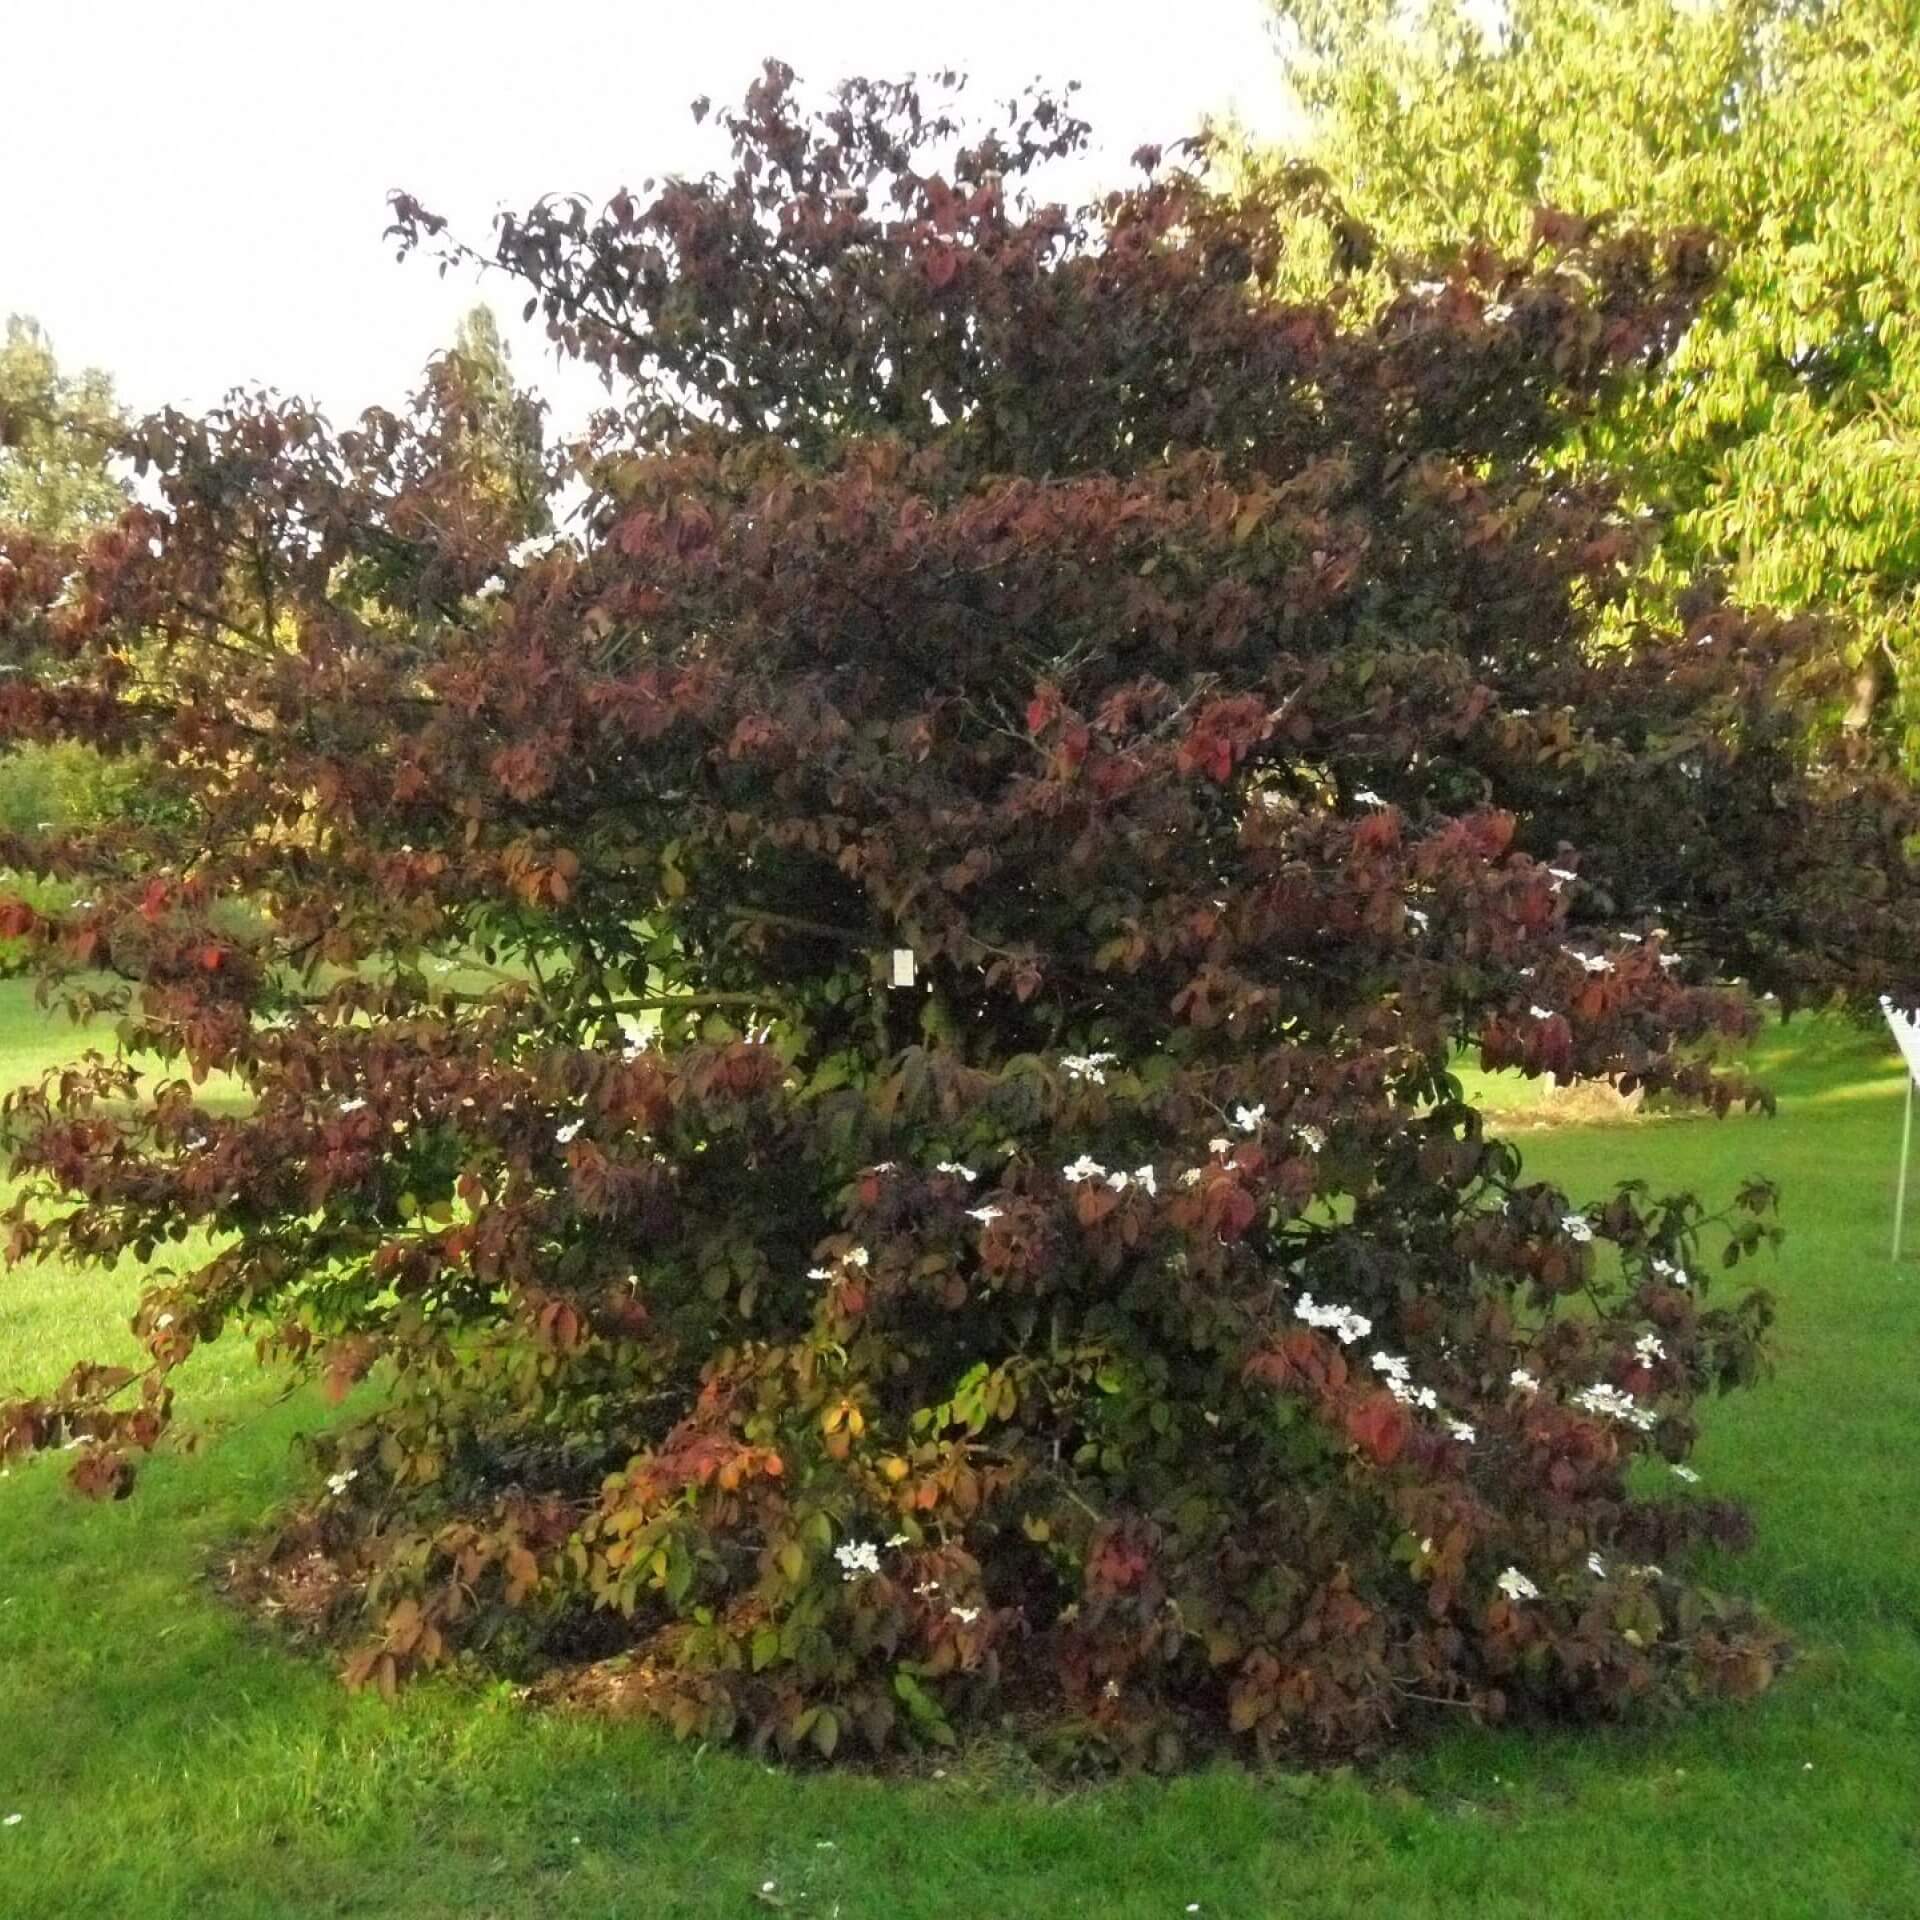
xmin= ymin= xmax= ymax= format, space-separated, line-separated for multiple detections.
xmin=3 ymin=69 xmax=1917 ymax=1767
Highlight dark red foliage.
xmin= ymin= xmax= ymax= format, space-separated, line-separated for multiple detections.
xmin=3 ymin=65 xmax=1916 ymax=1767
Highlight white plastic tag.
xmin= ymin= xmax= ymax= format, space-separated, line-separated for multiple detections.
xmin=890 ymin=948 xmax=916 ymax=988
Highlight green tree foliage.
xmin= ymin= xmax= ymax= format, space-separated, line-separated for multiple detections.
xmin=420 ymin=305 xmax=552 ymax=551
xmin=0 ymin=320 xmax=134 ymax=838
xmin=0 ymin=317 xmax=125 ymax=538
xmin=4 ymin=68 xmax=1919 ymax=1766
xmin=1264 ymin=0 xmax=1920 ymax=743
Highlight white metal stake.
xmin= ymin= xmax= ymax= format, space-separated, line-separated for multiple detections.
xmin=1897 ymin=1075 xmax=1914 ymax=1262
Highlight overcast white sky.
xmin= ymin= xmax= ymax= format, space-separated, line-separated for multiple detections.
xmin=3 ymin=1 xmax=1297 ymax=433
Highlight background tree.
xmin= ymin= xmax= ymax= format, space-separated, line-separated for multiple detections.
xmin=417 ymin=304 xmax=553 ymax=552
xmin=0 ymin=316 xmax=125 ymax=538
xmin=0 ymin=319 xmax=140 ymax=838
xmin=2 ymin=68 xmax=1917 ymax=1767
xmin=1260 ymin=0 xmax=1920 ymax=747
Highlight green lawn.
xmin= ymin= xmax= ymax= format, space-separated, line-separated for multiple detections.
xmin=2 ymin=984 xmax=1916 ymax=1918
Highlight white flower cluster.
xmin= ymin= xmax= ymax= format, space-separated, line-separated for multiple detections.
xmin=966 ymin=1204 xmax=1003 ymax=1226
xmin=1059 ymin=1156 xmax=1156 ymax=1196
xmin=1634 ymin=1333 xmax=1666 ymax=1364
xmin=807 ymin=1246 xmax=871 ymax=1283
xmin=1233 ymin=1103 xmax=1266 ymax=1133
xmin=507 ymin=530 xmax=567 ymax=567
xmin=1406 ymin=908 xmax=1430 ymax=932
xmin=1587 ymin=1552 xmax=1607 ymax=1578
xmin=949 ymin=1605 xmax=981 ymax=1625
xmin=1295 ymin=1125 xmax=1327 ymax=1155
xmin=1529 ymin=1005 xmax=1557 ymax=1021
xmin=1368 ymin=1353 xmax=1473 ymax=1434
xmin=326 ymin=1468 xmax=358 ymax=1497
xmin=1497 ymin=1567 xmax=1540 ymax=1602
xmin=1297 ymin=1294 xmax=1371 ymax=1345
xmin=1061 ymin=1052 xmax=1119 ymax=1084
xmin=555 ymin=1119 xmax=585 ymax=1145
xmin=834 ymin=1540 xmax=882 ymax=1580
xmin=1561 ymin=1213 xmax=1595 ymax=1245
xmin=1649 ymin=1256 xmax=1690 ymax=1287
xmin=1509 ymin=1368 xmax=1539 ymax=1393
xmin=1573 ymin=1382 xmax=1658 ymax=1431
xmin=935 ymin=1161 xmax=977 ymax=1182
xmin=1573 ymin=952 xmax=1615 ymax=975
xmin=1369 ymin=1352 xmax=1438 ymax=1411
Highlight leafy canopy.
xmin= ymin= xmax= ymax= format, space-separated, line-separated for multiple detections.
xmin=1263 ymin=0 xmax=1920 ymax=746
xmin=424 ymin=304 xmax=553 ymax=551
xmin=2 ymin=66 xmax=1917 ymax=1767
xmin=0 ymin=320 xmax=142 ymax=840
xmin=0 ymin=316 xmax=125 ymax=540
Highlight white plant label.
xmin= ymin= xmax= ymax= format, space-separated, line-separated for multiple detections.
xmin=1884 ymin=998 xmax=1920 ymax=1083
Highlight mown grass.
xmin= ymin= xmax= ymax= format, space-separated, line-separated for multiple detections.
xmin=1 ymin=982 xmax=1916 ymax=1918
